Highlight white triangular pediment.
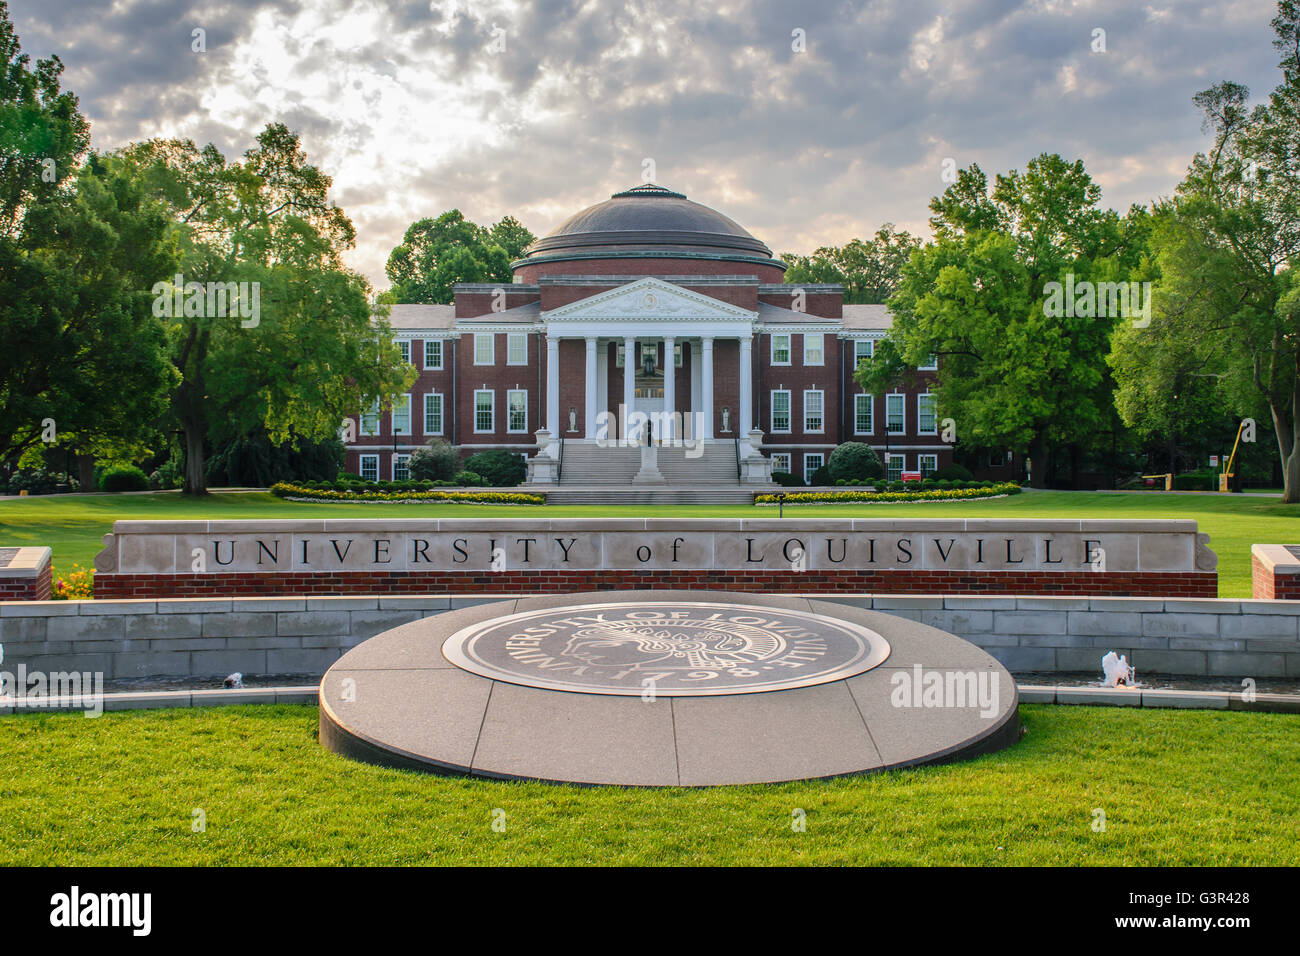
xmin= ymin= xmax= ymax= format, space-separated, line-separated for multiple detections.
xmin=544 ymin=277 xmax=755 ymax=322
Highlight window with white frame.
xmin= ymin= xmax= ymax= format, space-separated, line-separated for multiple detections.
xmin=474 ymin=390 xmax=494 ymax=432
xmin=674 ymin=342 xmax=683 ymax=367
xmin=360 ymin=400 xmax=380 ymax=436
xmin=771 ymin=390 xmax=791 ymax=432
xmin=803 ymin=389 xmax=824 ymax=432
xmin=506 ymin=389 xmax=527 ymax=433
xmin=507 ymin=333 xmax=527 ymax=365
xmin=772 ymin=334 xmax=791 ymax=365
xmin=854 ymin=339 xmax=874 ymax=364
xmin=473 ymin=333 xmax=494 ymax=365
xmin=917 ymin=393 xmax=937 ymax=434
xmin=770 ymin=453 xmax=791 ymax=475
xmin=424 ymin=392 xmax=443 ymax=435
xmin=616 ymin=343 xmax=625 ymax=367
xmin=397 ymin=340 xmax=411 ymax=365
xmin=359 ymin=454 xmax=378 ymax=482
xmin=423 ymin=339 xmax=443 ymax=370
xmin=886 ymin=393 xmax=905 ymax=434
xmin=391 ymin=394 xmax=411 ymax=434
xmin=393 ymin=454 xmax=411 ymax=481
xmin=919 ymin=453 xmax=938 ymax=477
xmin=886 ymin=453 xmax=904 ymax=481
xmin=854 ymin=394 xmax=873 ymax=434
xmin=919 ymin=353 xmax=938 ymax=370
xmin=803 ymin=333 xmax=824 ymax=366
xmin=989 ymin=448 xmax=1005 ymax=468
xmin=803 ymin=453 xmax=824 ymax=484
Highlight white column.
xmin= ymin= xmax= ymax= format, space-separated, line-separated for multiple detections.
xmin=739 ymin=333 xmax=753 ymax=436
xmin=546 ymin=335 xmax=560 ymax=437
xmin=623 ymin=336 xmax=636 ymax=444
xmin=700 ymin=336 xmax=714 ymax=441
xmin=662 ymin=336 xmax=675 ymax=441
xmin=584 ymin=336 xmax=599 ymax=439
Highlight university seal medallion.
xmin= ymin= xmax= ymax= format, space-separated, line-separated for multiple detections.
xmin=440 ymin=601 xmax=891 ymax=696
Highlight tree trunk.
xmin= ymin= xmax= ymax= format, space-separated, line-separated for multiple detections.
xmin=182 ymin=421 xmax=207 ymax=496
xmin=1273 ymin=389 xmax=1299 ymax=504
xmin=76 ymin=453 xmax=95 ymax=491
xmin=1027 ymin=435 xmax=1049 ymax=488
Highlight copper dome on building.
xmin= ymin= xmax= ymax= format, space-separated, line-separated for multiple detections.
xmin=511 ymin=184 xmax=786 ymax=281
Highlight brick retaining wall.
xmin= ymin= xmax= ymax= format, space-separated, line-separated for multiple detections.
xmin=93 ymin=568 xmax=1218 ymax=599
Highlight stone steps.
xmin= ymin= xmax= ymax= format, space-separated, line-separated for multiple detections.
xmin=540 ymin=488 xmax=764 ymax=505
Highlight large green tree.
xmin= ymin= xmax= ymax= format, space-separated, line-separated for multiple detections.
xmin=384 ymin=210 xmax=534 ymax=304
xmin=0 ymin=4 xmax=175 ymax=470
xmin=1109 ymin=1 xmax=1300 ymax=501
xmin=863 ymin=154 xmax=1151 ymax=486
xmin=782 ymin=224 xmax=921 ymax=304
xmin=115 ymin=124 xmax=413 ymax=494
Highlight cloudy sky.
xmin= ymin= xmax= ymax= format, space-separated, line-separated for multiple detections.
xmin=7 ymin=0 xmax=1284 ymax=286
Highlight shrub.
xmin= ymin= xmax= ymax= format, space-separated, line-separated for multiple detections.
xmin=454 ymin=470 xmax=485 ymax=487
xmin=933 ymin=463 xmax=974 ymax=482
xmin=827 ymin=442 xmax=884 ymax=482
xmin=337 ymin=471 xmax=365 ymax=482
xmin=1173 ymin=471 xmax=1214 ymax=491
xmin=6 ymin=468 xmax=60 ymax=495
xmin=810 ymin=465 xmax=832 ymax=487
xmin=771 ymin=470 xmax=804 ymax=487
xmin=98 ymin=464 xmax=150 ymax=492
xmin=409 ymin=439 xmax=460 ymax=482
xmin=464 ymin=450 xmax=526 ymax=487
xmin=754 ymin=482 xmax=1023 ymax=505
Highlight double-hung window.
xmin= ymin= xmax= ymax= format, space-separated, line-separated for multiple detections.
xmin=424 ymin=393 xmax=443 ymax=435
xmin=803 ymin=389 xmax=824 ymax=432
xmin=917 ymin=393 xmax=937 ymax=434
xmin=886 ymin=393 xmax=905 ymax=434
xmin=772 ymin=334 xmax=791 ymax=365
xmin=474 ymin=390 xmax=494 ymax=433
xmin=854 ymin=394 xmax=873 ymax=435
xmin=803 ymin=333 xmax=823 ymax=366
xmin=771 ymin=390 xmax=791 ymax=432
xmin=391 ymin=394 xmax=411 ymax=435
xmin=506 ymin=389 xmax=527 ymax=433
xmin=507 ymin=333 xmax=527 ymax=365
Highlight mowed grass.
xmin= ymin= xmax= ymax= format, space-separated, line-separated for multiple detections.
xmin=0 ymin=489 xmax=1295 ymax=596
xmin=0 ymin=704 xmax=1296 ymax=865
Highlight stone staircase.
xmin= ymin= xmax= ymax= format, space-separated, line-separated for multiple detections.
xmin=528 ymin=441 xmax=775 ymax=504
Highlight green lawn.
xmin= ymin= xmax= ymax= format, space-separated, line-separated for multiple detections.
xmin=0 ymin=489 xmax=1295 ymax=597
xmin=0 ymin=703 xmax=1295 ymax=865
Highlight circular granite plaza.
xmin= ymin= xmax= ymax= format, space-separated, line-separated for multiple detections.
xmin=319 ymin=591 xmax=1020 ymax=786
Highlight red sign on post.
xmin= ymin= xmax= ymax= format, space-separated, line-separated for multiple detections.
xmin=901 ymin=471 xmax=923 ymax=482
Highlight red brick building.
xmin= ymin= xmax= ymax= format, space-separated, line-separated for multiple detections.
xmin=346 ymin=184 xmax=952 ymax=485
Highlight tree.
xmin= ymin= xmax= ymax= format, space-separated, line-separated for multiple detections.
xmin=782 ymin=224 xmax=921 ymax=304
xmin=864 ymin=154 xmax=1151 ymax=486
xmin=1109 ymin=1 xmax=1300 ymax=501
xmin=384 ymin=210 xmax=535 ymax=304
xmin=115 ymin=124 xmax=414 ymax=494
xmin=0 ymin=4 xmax=175 ymax=469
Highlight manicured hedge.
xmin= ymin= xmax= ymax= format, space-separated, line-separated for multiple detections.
xmin=270 ymin=482 xmax=544 ymax=504
xmin=755 ymin=482 xmax=1022 ymax=505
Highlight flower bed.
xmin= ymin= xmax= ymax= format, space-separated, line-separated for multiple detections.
xmin=754 ymin=482 xmax=1022 ymax=505
xmin=269 ymin=483 xmax=545 ymax=505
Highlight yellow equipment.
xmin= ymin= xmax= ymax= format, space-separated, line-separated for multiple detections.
xmin=1218 ymin=421 xmax=1248 ymax=492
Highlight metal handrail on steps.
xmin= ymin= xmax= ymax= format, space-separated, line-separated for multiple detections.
xmin=734 ymin=436 xmax=741 ymax=480
xmin=557 ymin=434 xmax=564 ymax=482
